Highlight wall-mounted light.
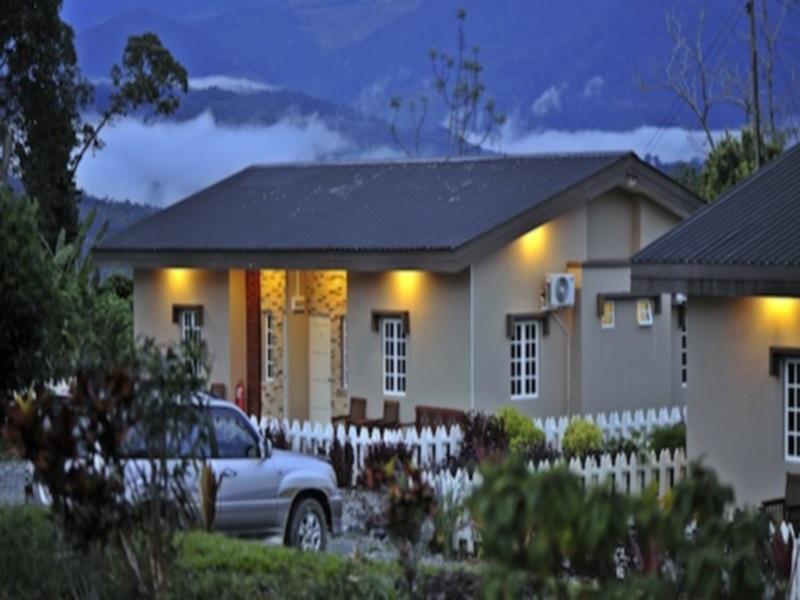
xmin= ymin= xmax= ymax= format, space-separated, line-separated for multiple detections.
xmin=519 ymin=226 xmax=546 ymax=257
xmin=626 ymin=171 xmax=639 ymax=188
xmin=166 ymin=268 xmax=191 ymax=293
xmin=393 ymin=270 xmax=422 ymax=300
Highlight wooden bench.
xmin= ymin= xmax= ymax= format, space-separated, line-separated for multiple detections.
xmin=414 ymin=404 xmax=465 ymax=432
xmin=333 ymin=398 xmax=402 ymax=432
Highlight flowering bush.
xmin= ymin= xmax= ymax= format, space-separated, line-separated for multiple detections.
xmin=357 ymin=442 xmax=414 ymax=490
xmin=562 ymin=418 xmax=603 ymax=459
xmin=497 ymin=405 xmax=545 ymax=451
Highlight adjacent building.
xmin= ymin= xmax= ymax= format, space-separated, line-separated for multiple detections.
xmin=94 ymin=152 xmax=701 ymax=423
xmin=633 ymin=143 xmax=800 ymax=506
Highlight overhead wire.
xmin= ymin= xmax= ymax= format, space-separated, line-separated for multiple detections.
xmin=642 ymin=5 xmax=745 ymax=157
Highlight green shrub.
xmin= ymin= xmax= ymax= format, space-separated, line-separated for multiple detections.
xmin=0 ymin=506 xmax=403 ymax=599
xmin=562 ymin=418 xmax=603 ymax=459
xmin=0 ymin=506 xmax=75 ymax=599
xmin=173 ymin=531 xmax=400 ymax=599
xmin=647 ymin=422 xmax=686 ymax=457
xmin=447 ymin=411 xmax=509 ymax=472
xmin=496 ymin=406 xmax=545 ymax=451
xmin=603 ymin=433 xmax=641 ymax=459
xmin=469 ymin=458 xmax=786 ymax=598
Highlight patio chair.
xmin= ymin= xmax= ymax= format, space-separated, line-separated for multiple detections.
xmin=209 ymin=383 xmax=227 ymax=400
xmin=369 ymin=400 xmax=401 ymax=430
xmin=331 ymin=397 xmax=368 ymax=429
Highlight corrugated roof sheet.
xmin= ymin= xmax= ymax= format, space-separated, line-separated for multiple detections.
xmin=634 ymin=143 xmax=800 ymax=267
xmin=96 ymin=153 xmax=630 ymax=253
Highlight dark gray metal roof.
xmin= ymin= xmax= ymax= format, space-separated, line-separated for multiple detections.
xmin=635 ymin=143 xmax=800 ymax=267
xmin=632 ymin=143 xmax=800 ymax=296
xmin=94 ymin=152 xmax=701 ymax=271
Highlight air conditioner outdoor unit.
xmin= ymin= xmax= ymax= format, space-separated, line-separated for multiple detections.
xmin=546 ymin=273 xmax=575 ymax=309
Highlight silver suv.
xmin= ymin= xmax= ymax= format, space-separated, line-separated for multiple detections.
xmin=34 ymin=396 xmax=342 ymax=551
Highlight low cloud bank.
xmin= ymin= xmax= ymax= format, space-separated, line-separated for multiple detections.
xmin=76 ymin=110 xmax=721 ymax=206
xmin=188 ymin=76 xmax=280 ymax=94
xmin=500 ymin=123 xmax=718 ymax=163
xmin=76 ymin=112 xmax=357 ymax=206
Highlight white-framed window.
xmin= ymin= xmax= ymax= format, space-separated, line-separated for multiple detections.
xmin=600 ymin=300 xmax=615 ymax=329
xmin=636 ymin=299 xmax=654 ymax=327
xmin=510 ymin=319 xmax=538 ymax=400
xmin=680 ymin=315 xmax=688 ymax=388
xmin=263 ymin=311 xmax=276 ymax=382
xmin=179 ymin=308 xmax=202 ymax=344
xmin=382 ymin=317 xmax=406 ymax=396
xmin=786 ymin=359 xmax=800 ymax=461
xmin=340 ymin=316 xmax=348 ymax=390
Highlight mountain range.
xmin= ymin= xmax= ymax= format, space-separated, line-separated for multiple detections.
xmin=66 ymin=0 xmax=799 ymax=132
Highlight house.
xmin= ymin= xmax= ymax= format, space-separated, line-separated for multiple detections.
xmin=632 ymin=143 xmax=800 ymax=506
xmin=93 ymin=152 xmax=702 ymax=424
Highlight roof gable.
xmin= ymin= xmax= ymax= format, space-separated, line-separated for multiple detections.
xmin=633 ymin=143 xmax=800 ymax=296
xmin=94 ymin=152 xmax=702 ymax=272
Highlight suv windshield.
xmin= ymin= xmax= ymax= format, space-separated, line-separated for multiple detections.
xmin=122 ymin=409 xmax=213 ymax=459
xmin=211 ymin=407 xmax=260 ymax=459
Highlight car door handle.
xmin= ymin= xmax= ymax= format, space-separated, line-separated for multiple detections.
xmin=222 ymin=468 xmax=237 ymax=480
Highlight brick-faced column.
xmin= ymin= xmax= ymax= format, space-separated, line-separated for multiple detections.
xmin=245 ymin=270 xmax=262 ymax=416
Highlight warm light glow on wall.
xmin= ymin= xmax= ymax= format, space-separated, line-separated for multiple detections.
xmin=392 ymin=270 xmax=422 ymax=301
xmin=760 ymin=297 xmax=799 ymax=322
xmin=519 ymin=226 xmax=546 ymax=257
xmin=165 ymin=268 xmax=192 ymax=293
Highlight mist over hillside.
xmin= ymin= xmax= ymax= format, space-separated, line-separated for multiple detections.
xmin=62 ymin=0 xmax=800 ymax=206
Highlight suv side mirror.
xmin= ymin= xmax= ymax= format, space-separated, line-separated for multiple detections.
xmin=259 ymin=436 xmax=271 ymax=460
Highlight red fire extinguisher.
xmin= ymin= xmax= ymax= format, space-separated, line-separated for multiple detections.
xmin=235 ymin=381 xmax=247 ymax=413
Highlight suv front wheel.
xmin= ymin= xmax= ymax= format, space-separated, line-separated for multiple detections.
xmin=288 ymin=498 xmax=328 ymax=551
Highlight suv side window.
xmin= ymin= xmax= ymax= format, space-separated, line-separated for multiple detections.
xmin=212 ymin=408 xmax=259 ymax=459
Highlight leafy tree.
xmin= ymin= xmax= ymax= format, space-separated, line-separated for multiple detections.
xmin=390 ymin=8 xmax=505 ymax=157
xmin=0 ymin=189 xmax=61 ymax=402
xmin=700 ymin=128 xmax=784 ymax=200
xmin=0 ymin=0 xmax=87 ymax=246
xmin=0 ymin=189 xmax=135 ymax=404
xmin=72 ymin=32 xmax=188 ymax=169
xmin=0 ymin=1 xmax=188 ymax=247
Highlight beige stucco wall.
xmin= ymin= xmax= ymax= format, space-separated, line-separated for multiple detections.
xmin=347 ymin=270 xmax=470 ymax=422
xmin=587 ymin=193 xmax=634 ymax=259
xmin=578 ymin=267 xmax=677 ymax=414
xmin=132 ymin=269 xmax=244 ymax=399
xmin=345 ymin=188 xmax=686 ymax=421
xmin=472 ymin=190 xmax=683 ymax=418
xmin=688 ymin=297 xmax=800 ymax=507
xmin=473 ymin=208 xmax=585 ymax=417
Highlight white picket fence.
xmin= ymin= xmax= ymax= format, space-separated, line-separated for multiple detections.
xmin=249 ymin=404 xmax=685 ymax=483
xmin=249 ymin=416 xmax=463 ymax=485
xmin=533 ymin=405 xmax=686 ymax=452
xmin=773 ymin=521 xmax=800 ymax=599
xmin=422 ymin=449 xmax=688 ymax=555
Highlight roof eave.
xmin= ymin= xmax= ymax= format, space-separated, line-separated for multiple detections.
xmin=90 ymin=247 xmax=469 ymax=273
xmin=632 ymin=262 xmax=800 ymax=297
